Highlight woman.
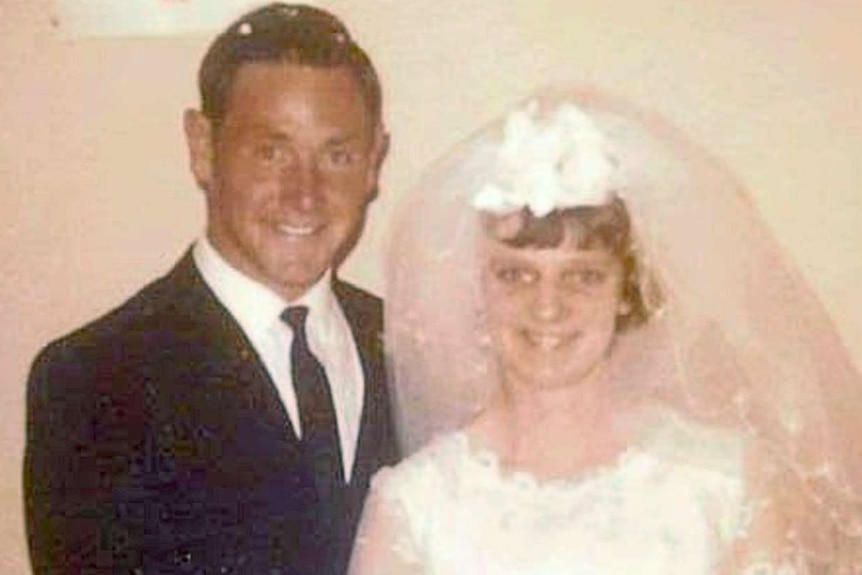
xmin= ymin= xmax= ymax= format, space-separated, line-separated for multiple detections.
xmin=349 ymin=89 xmax=862 ymax=574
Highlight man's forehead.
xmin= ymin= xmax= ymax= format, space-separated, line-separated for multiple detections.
xmin=223 ymin=63 xmax=369 ymax=114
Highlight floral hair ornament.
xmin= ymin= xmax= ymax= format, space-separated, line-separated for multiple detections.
xmin=471 ymin=100 xmax=621 ymax=217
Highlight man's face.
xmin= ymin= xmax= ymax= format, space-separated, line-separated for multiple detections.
xmin=185 ymin=62 xmax=387 ymax=300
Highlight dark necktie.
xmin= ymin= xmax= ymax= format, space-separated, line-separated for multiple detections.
xmin=281 ymin=306 xmax=345 ymax=487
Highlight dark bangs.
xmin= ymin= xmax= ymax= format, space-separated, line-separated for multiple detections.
xmin=499 ymin=198 xmax=631 ymax=256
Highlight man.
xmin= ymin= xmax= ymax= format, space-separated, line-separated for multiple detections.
xmin=24 ymin=4 xmax=397 ymax=574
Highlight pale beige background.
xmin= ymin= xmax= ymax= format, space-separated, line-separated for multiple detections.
xmin=2 ymin=0 xmax=861 ymax=571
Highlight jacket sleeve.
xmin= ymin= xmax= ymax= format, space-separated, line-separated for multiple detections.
xmin=23 ymin=341 xmax=183 ymax=575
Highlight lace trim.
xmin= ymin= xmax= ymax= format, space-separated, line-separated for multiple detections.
xmin=451 ymin=431 xmax=640 ymax=494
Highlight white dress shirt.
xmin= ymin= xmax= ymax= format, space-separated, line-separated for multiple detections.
xmin=193 ymin=238 xmax=365 ymax=481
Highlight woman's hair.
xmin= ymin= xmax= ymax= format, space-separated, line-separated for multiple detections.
xmin=481 ymin=197 xmax=658 ymax=331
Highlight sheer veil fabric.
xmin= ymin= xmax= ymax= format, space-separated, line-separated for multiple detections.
xmin=381 ymin=88 xmax=862 ymax=571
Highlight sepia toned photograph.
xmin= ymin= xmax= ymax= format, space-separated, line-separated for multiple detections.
xmin=2 ymin=1 xmax=861 ymax=572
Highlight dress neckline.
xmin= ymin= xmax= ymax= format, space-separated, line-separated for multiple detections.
xmin=449 ymin=430 xmax=642 ymax=494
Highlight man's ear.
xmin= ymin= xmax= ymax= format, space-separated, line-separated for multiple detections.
xmin=183 ymin=109 xmax=215 ymax=192
xmin=366 ymin=126 xmax=390 ymax=200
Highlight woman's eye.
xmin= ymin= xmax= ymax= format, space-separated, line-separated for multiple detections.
xmin=495 ymin=267 xmax=536 ymax=285
xmin=565 ymin=268 xmax=608 ymax=288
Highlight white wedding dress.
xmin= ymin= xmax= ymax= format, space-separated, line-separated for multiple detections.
xmin=366 ymin=92 xmax=862 ymax=575
xmin=349 ymin=411 xmax=780 ymax=575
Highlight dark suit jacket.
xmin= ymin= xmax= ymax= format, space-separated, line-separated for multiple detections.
xmin=24 ymin=252 xmax=399 ymax=575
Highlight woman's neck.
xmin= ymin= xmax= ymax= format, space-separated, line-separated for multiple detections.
xmin=472 ymin=364 xmax=635 ymax=480
xmin=503 ymin=362 xmax=612 ymax=423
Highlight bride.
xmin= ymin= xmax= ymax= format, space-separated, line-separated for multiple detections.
xmin=348 ymin=89 xmax=862 ymax=574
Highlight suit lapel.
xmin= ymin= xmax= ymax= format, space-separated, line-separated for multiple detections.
xmin=163 ymin=252 xmax=299 ymax=445
xmin=163 ymin=257 xmax=390 ymax=492
xmin=333 ymin=280 xmax=388 ymax=487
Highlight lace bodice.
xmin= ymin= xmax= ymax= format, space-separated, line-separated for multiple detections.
xmin=349 ymin=413 xmax=784 ymax=575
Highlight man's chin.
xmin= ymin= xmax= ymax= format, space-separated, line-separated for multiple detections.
xmin=271 ymin=269 xmax=329 ymax=299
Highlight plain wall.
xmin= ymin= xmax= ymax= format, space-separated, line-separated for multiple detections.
xmin=2 ymin=0 xmax=860 ymax=570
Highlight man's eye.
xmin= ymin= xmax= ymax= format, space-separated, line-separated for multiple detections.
xmin=252 ymin=142 xmax=283 ymax=162
xmin=326 ymin=147 xmax=358 ymax=168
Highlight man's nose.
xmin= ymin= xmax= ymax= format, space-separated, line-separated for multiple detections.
xmin=282 ymin=156 xmax=323 ymax=211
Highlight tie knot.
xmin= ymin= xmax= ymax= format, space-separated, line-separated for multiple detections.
xmin=281 ymin=306 xmax=310 ymax=332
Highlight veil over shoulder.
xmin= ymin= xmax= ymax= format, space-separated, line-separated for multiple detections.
xmin=378 ymin=87 xmax=862 ymax=573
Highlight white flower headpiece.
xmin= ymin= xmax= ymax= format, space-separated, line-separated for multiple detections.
xmin=471 ymin=101 xmax=620 ymax=217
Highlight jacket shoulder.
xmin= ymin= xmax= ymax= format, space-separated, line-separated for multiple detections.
xmin=28 ymin=257 xmax=203 ymax=393
xmin=40 ymin=272 xmax=173 ymax=347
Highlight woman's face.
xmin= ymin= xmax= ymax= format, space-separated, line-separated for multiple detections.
xmin=481 ymin=237 xmax=627 ymax=393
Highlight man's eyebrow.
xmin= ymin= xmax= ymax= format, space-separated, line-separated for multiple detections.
xmin=326 ymin=132 xmax=363 ymax=146
xmin=255 ymin=132 xmax=292 ymax=142
xmin=222 ymin=122 xmax=287 ymax=140
xmin=228 ymin=125 xmax=364 ymax=146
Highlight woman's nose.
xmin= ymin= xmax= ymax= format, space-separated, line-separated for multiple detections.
xmin=531 ymin=282 xmax=569 ymax=322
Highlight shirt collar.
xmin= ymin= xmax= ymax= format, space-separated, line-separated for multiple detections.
xmin=193 ymin=236 xmax=339 ymax=341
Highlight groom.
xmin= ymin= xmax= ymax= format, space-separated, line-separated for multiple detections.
xmin=24 ymin=4 xmax=397 ymax=575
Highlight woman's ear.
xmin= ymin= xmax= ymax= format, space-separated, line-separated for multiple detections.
xmin=617 ymin=297 xmax=632 ymax=317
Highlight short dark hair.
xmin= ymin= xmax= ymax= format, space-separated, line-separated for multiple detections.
xmin=483 ymin=199 xmax=662 ymax=331
xmin=198 ymin=3 xmax=382 ymax=124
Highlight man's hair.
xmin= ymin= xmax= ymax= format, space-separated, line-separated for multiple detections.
xmin=198 ymin=3 xmax=382 ymax=124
